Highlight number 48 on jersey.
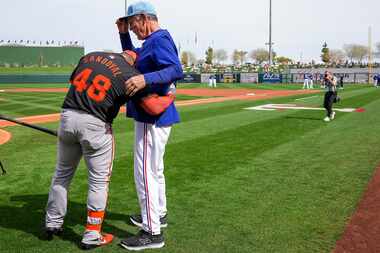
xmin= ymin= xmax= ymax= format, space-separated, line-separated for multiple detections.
xmin=71 ymin=68 xmax=112 ymax=103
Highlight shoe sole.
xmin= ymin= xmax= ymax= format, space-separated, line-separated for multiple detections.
xmin=81 ymin=243 xmax=99 ymax=250
xmin=81 ymin=242 xmax=113 ymax=250
xmin=120 ymin=242 xmax=165 ymax=251
xmin=130 ymin=218 xmax=167 ymax=228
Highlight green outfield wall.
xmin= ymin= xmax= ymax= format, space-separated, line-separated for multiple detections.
xmin=0 ymin=46 xmax=84 ymax=67
xmin=0 ymin=74 xmax=70 ymax=83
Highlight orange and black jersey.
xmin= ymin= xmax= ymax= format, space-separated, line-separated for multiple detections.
xmin=62 ymin=52 xmax=150 ymax=124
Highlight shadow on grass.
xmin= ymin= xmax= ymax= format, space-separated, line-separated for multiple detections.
xmin=0 ymin=194 xmax=133 ymax=248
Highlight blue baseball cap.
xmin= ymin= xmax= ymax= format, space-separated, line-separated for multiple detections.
xmin=120 ymin=1 xmax=157 ymax=21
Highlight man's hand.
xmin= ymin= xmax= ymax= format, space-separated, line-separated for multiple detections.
xmin=125 ymin=75 xmax=146 ymax=96
xmin=116 ymin=18 xmax=129 ymax=33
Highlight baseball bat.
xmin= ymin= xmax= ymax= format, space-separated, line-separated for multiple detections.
xmin=0 ymin=114 xmax=57 ymax=137
xmin=0 ymin=160 xmax=5 ymax=175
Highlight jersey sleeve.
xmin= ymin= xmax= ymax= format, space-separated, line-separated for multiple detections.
xmin=143 ymin=36 xmax=183 ymax=86
xmin=120 ymin=32 xmax=135 ymax=51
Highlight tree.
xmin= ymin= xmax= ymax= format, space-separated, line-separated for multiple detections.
xmin=237 ymin=50 xmax=248 ymax=65
xmin=187 ymin=52 xmax=197 ymax=66
xmin=321 ymin=42 xmax=330 ymax=64
xmin=181 ymin=51 xmax=189 ymax=66
xmin=232 ymin=50 xmax=240 ymax=65
xmin=250 ymin=48 xmax=277 ymax=64
xmin=329 ymin=49 xmax=346 ymax=65
xmin=343 ymin=44 xmax=368 ymax=63
xmin=205 ymin=47 xmax=214 ymax=64
xmin=232 ymin=50 xmax=248 ymax=65
xmin=375 ymin=42 xmax=380 ymax=59
xmin=180 ymin=51 xmax=197 ymax=66
xmin=250 ymin=48 xmax=269 ymax=64
xmin=275 ymin=56 xmax=293 ymax=65
xmin=343 ymin=44 xmax=355 ymax=62
xmin=353 ymin=45 xmax=368 ymax=63
xmin=213 ymin=49 xmax=228 ymax=64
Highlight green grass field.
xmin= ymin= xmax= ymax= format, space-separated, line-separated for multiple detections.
xmin=0 ymin=83 xmax=380 ymax=252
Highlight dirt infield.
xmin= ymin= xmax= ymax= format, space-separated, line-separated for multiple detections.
xmin=176 ymin=88 xmax=320 ymax=98
xmin=0 ymin=129 xmax=11 ymax=145
xmin=2 ymin=87 xmax=320 ymax=98
xmin=333 ymin=165 xmax=380 ymax=253
xmin=0 ymin=113 xmax=61 ymax=127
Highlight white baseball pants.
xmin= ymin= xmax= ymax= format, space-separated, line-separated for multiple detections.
xmin=133 ymin=121 xmax=171 ymax=235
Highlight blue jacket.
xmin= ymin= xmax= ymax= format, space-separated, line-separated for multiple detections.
xmin=120 ymin=29 xmax=183 ymax=126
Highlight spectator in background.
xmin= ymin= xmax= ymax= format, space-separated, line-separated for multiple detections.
xmin=320 ymin=73 xmax=326 ymax=89
xmin=339 ymin=75 xmax=344 ymax=89
xmin=373 ymin=73 xmax=379 ymax=88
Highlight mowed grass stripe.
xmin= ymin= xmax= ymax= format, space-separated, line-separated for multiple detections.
xmin=0 ymin=92 xmax=65 ymax=116
xmin=0 ymin=99 xmax=62 ymax=113
xmin=298 ymin=87 xmax=378 ymax=107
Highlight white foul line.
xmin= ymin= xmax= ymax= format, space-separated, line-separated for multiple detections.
xmin=295 ymin=95 xmax=318 ymax=101
xmin=245 ymin=104 xmax=357 ymax=112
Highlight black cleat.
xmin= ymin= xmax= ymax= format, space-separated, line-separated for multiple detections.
xmin=129 ymin=214 xmax=167 ymax=228
xmin=45 ymin=227 xmax=63 ymax=241
xmin=120 ymin=230 xmax=164 ymax=251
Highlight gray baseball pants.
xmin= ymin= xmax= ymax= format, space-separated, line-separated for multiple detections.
xmin=45 ymin=109 xmax=114 ymax=229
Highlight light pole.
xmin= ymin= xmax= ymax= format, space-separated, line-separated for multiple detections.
xmin=125 ymin=0 xmax=128 ymax=15
xmin=368 ymin=26 xmax=373 ymax=79
xmin=268 ymin=0 xmax=273 ymax=66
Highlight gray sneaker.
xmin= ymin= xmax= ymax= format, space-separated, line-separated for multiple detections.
xmin=129 ymin=214 xmax=167 ymax=228
xmin=120 ymin=230 xmax=164 ymax=251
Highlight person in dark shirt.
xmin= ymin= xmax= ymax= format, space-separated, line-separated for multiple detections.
xmin=339 ymin=75 xmax=344 ymax=89
xmin=44 ymin=50 xmax=173 ymax=250
xmin=323 ymin=71 xmax=338 ymax=122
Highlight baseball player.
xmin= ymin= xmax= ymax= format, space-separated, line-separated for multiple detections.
xmin=208 ymin=74 xmax=216 ymax=88
xmin=373 ymin=73 xmax=379 ymax=88
xmin=303 ymin=73 xmax=310 ymax=89
xmin=116 ymin=1 xmax=183 ymax=250
xmin=309 ymin=73 xmax=314 ymax=89
xmin=208 ymin=74 xmax=213 ymax=87
xmin=44 ymin=50 xmax=174 ymax=250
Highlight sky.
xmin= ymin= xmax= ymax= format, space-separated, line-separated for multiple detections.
xmin=1 ymin=0 xmax=379 ymax=63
